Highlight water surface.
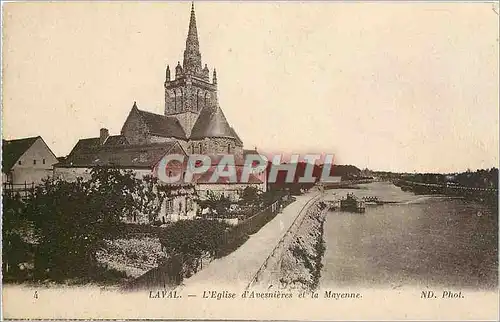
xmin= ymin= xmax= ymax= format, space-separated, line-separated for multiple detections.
xmin=320 ymin=182 xmax=498 ymax=290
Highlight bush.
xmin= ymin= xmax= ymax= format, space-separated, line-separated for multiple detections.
xmin=158 ymin=219 xmax=230 ymax=259
xmin=2 ymin=166 xmax=169 ymax=282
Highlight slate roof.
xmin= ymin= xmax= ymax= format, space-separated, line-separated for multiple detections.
xmin=190 ymin=106 xmax=242 ymax=144
xmin=59 ymin=142 xmax=185 ymax=169
xmin=2 ymin=136 xmax=40 ymax=172
xmin=105 ymin=135 xmax=129 ymax=146
xmin=68 ymin=137 xmax=101 ymax=156
xmin=136 ymin=108 xmax=186 ymax=139
xmin=68 ymin=135 xmax=129 ymax=157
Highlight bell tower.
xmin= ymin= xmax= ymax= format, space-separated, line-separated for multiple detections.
xmin=164 ymin=2 xmax=218 ymax=138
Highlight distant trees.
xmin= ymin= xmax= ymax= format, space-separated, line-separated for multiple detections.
xmin=266 ymin=162 xmax=362 ymax=194
xmin=400 ymin=168 xmax=499 ymax=189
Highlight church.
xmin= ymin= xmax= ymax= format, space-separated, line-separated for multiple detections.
xmin=54 ymin=3 xmax=266 ymax=223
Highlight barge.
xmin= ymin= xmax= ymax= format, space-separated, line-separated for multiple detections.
xmin=340 ymin=193 xmax=366 ymax=213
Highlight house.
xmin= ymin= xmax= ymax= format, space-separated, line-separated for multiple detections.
xmin=2 ymin=136 xmax=59 ymax=191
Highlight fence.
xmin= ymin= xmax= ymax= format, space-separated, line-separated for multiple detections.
xmin=2 ymin=182 xmax=37 ymax=200
xmin=126 ymin=194 xmax=293 ymax=290
xmin=221 ymin=196 xmax=293 ymax=248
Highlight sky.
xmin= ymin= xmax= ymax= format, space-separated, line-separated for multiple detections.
xmin=2 ymin=1 xmax=499 ymax=173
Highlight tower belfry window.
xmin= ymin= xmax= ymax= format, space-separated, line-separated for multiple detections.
xmin=174 ymin=91 xmax=177 ymax=112
xmin=197 ymin=90 xmax=200 ymax=111
xmin=180 ymin=88 xmax=184 ymax=112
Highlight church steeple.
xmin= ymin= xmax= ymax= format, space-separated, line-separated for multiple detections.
xmin=183 ymin=2 xmax=202 ymax=75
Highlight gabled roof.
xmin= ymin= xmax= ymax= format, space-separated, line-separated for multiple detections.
xmin=2 ymin=136 xmax=41 ymax=172
xmin=68 ymin=137 xmax=100 ymax=156
xmin=135 ymin=107 xmax=186 ymax=139
xmin=190 ymin=106 xmax=242 ymax=144
xmin=68 ymin=135 xmax=129 ymax=157
xmin=59 ymin=141 xmax=186 ymax=169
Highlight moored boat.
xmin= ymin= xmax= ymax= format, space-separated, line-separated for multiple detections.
xmin=340 ymin=193 xmax=365 ymax=213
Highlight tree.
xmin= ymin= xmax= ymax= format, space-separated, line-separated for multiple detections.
xmin=2 ymin=193 xmax=31 ymax=279
xmin=133 ymin=175 xmax=171 ymax=223
xmin=25 ymin=167 xmax=140 ymax=280
xmin=196 ymin=191 xmax=232 ymax=218
xmin=240 ymin=186 xmax=260 ymax=206
xmin=158 ymin=218 xmax=230 ymax=273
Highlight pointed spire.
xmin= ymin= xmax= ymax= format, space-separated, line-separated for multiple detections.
xmin=212 ymin=68 xmax=217 ymax=85
xmin=133 ymin=101 xmax=138 ymax=109
xmin=183 ymin=1 xmax=202 ymax=75
xmin=166 ymin=65 xmax=171 ymax=82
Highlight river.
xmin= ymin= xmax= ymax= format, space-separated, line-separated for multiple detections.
xmin=320 ymin=181 xmax=498 ymax=290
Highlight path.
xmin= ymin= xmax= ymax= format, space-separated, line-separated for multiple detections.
xmin=177 ymin=191 xmax=320 ymax=292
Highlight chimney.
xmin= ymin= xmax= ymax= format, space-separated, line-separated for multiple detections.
xmin=100 ymin=128 xmax=109 ymax=145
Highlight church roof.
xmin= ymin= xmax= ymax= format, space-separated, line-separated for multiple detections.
xmin=136 ymin=108 xmax=187 ymax=139
xmin=190 ymin=106 xmax=242 ymax=144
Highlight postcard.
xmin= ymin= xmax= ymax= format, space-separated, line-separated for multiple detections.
xmin=2 ymin=1 xmax=499 ymax=320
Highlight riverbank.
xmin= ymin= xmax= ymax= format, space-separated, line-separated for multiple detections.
xmin=277 ymin=200 xmax=327 ymax=291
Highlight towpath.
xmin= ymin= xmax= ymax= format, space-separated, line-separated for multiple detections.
xmin=177 ymin=190 xmax=320 ymax=292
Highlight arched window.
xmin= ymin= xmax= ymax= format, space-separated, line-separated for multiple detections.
xmin=227 ymin=144 xmax=231 ymax=153
xmin=204 ymin=92 xmax=208 ymax=107
xmin=196 ymin=90 xmax=200 ymax=111
xmin=199 ymin=143 xmax=203 ymax=154
xmin=180 ymin=88 xmax=184 ymax=112
xmin=174 ymin=91 xmax=177 ymax=112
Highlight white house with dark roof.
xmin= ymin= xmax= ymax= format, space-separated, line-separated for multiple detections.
xmin=54 ymin=3 xmax=266 ymax=223
xmin=2 ymin=136 xmax=59 ymax=191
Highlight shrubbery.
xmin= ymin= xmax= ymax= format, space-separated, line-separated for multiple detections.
xmin=158 ymin=219 xmax=230 ymax=259
xmin=2 ymin=166 xmax=180 ymax=282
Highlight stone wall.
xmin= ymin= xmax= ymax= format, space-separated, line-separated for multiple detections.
xmin=277 ymin=201 xmax=327 ymax=291
xmin=187 ymin=137 xmax=242 ymax=158
xmin=121 ymin=109 xmax=150 ymax=145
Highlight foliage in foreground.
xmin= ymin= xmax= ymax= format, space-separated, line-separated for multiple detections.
xmin=158 ymin=219 xmax=230 ymax=259
xmin=2 ymin=166 xmax=178 ymax=282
